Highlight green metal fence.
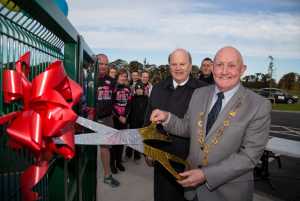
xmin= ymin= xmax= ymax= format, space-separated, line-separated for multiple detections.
xmin=0 ymin=1 xmax=97 ymax=201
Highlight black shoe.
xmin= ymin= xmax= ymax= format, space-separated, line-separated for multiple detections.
xmin=104 ymin=175 xmax=120 ymax=188
xmin=111 ymin=165 xmax=118 ymax=174
xmin=134 ymin=155 xmax=141 ymax=161
xmin=116 ymin=163 xmax=125 ymax=171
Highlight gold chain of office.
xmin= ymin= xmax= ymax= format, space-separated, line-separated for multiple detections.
xmin=197 ymin=97 xmax=244 ymax=166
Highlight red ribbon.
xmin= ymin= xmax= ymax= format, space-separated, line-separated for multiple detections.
xmin=0 ymin=52 xmax=82 ymax=201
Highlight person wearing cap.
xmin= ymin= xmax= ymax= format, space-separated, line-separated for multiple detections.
xmin=126 ymin=80 xmax=149 ymax=161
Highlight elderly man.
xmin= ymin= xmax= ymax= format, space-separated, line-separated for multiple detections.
xmin=145 ymin=48 xmax=206 ymax=201
xmin=150 ymin=46 xmax=271 ymax=201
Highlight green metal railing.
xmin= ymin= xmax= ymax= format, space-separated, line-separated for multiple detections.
xmin=0 ymin=1 xmax=97 ymax=201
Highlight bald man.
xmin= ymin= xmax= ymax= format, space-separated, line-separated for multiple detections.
xmin=144 ymin=48 xmax=206 ymax=201
xmin=95 ymin=54 xmax=120 ymax=188
xmin=150 ymin=46 xmax=271 ymax=201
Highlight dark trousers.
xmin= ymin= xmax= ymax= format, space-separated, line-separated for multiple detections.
xmin=153 ymin=135 xmax=189 ymax=201
xmin=154 ymin=162 xmax=187 ymax=201
xmin=125 ymin=147 xmax=141 ymax=160
xmin=110 ymin=145 xmax=123 ymax=167
xmin=111 ymin=116 xmax=127 ymax=167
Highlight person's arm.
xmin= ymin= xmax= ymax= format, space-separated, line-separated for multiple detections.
xmin=151 ymin=90 xmax=198 ymax=137
xmin=162 ymin=112 xmax=190 ymax=137
xmin=127 ymin=99 xmax=133 ymax=126
xmin=202 ymin=100 xmax=271 ymax=190
xmin=111 ymin=89 xmax=120 ymax=118
xmin=124 ymin=92 xmax=132 ymax=119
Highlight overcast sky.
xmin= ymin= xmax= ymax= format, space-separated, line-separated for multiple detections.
xmin=68 ymin=0 xmax=300 ymax=81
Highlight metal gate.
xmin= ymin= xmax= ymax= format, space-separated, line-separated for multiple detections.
xmin=0 ymin=1 xmax=97 ymax=201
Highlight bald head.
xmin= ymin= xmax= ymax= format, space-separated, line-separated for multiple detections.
xmin=168 ymin=48 xmax=192 ymax=64
xmin=168 ymin=48 xmax=192 ymax=84
xmin=212 ymin=46 xmax=246 ymax=92
xmin=97 ymin=54 xmax=109 ymax=63
xmin=214 ymin=46 xmax=244 ymax=66
xmin=97 ymin=53 xmax=109 ymax=77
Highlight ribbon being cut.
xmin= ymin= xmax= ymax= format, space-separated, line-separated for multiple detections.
xmin=0 ymin=52 xmax=189 ymax=201
xmin=0 ymin=52 xmax=82 ymax=201
xmin=75 ymin=117 xmax=190 ymax=180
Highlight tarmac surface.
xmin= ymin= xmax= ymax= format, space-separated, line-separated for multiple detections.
xmin=96 ymin=110 xmax=300 ymax=201
xmin=97 ymin=156 xmax=287 ymax=201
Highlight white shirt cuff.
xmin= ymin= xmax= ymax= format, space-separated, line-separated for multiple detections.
xmin=162 ymin=112 xmax=171 ymax=126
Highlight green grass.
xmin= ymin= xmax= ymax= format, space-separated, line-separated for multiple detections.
xmin=288 ymin=90 xmax=300 ymax=97
xmin=272 ymin=103 xmax=300 ymax=111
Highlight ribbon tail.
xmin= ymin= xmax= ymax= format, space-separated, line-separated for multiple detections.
xmin=0 ymin=111 xmax=19 ymax=124
xmin=21 ymin=161 xmax=48 ymax=201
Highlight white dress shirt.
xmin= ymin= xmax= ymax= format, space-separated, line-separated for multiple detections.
xmin=209 ymin=83 xmax=240 ymax=113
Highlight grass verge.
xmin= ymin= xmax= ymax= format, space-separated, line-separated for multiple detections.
xmin=272 ymin=103 xmax=300 ymax=111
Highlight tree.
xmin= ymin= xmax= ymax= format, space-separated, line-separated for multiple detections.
xmin=278 ymin=72 xmax=298 ymax=90
xmin=242 ymin=75 xmax=250 ymax=84
xmin=158 ymin=64 xmax=170 ymax=80
xmin=110 ymin=59 xmax=128 ymax=69
xmin=128 ymin=61 xmax=143 ymax=72
xmin=242 ymin=73 xmax=276 ymax=89
xmin=191 ymin=65 xmax=199 ymax=78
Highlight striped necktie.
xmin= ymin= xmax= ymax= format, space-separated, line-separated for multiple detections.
xmin=206 ymin=92 xmax=224 ymax=135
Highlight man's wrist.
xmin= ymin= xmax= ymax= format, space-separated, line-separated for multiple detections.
xmin=162 ymin=112 xmax=171 ymax=126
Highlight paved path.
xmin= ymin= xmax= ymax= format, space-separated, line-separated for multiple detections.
xmin=97 ymin=155 xmax=281 ymax=201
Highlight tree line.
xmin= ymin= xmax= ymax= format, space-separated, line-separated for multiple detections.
xmin=243 ymin=72 xmax=300 ymax=91
xmin=109 ymin=59 xmax=299 ymax=91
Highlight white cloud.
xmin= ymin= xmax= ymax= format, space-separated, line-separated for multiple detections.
xmin=68 ymin=0 xmax=300 ymax=59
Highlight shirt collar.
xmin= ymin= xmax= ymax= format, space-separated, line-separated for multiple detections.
xmin=173 ymin=77 xmax=189 ymax=89
xmin=214 ymin=83 xmax=240 ymax=100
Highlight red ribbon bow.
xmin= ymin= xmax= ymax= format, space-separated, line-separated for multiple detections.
xmin=0 ymin=52 xmax=82 ymax=201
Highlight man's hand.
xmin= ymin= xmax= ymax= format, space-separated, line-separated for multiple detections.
xmin=119 ymin=116 xmax=126 ymax=124
xmin=150 ymin=109 xmax=169 ymax=124
xmin=177 ymin=169 xmax=206 ymax=188
xmin=144 ymin=156 xmax=155 ymax=167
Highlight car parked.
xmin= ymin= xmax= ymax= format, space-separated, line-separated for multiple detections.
xmin=257 ymin=88 xmax=299 ymax=104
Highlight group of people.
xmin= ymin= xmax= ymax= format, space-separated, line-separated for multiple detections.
xmin=94 ymin=46 xmax=271 ymax=201
xmin=95 ymin=54 xmax=153 ymax=188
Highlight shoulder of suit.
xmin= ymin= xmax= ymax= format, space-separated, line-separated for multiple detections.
xmin=187 ymin=78 xmax=208 ymax=89
xmin=193 ymin=85 xmax=214 ymax=95
xmin=152 ymin=77 xmax=171 ymax=91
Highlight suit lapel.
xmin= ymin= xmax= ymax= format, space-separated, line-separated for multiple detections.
xmin=205 ymin=85 xmax=246 ymax=141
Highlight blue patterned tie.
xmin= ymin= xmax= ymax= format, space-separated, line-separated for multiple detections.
xmin=206 ymin=92 xmax=224 ymax=135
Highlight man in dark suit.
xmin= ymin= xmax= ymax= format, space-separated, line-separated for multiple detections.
xmin=145 ymin=48 xmax=206 ymax=201
xmin=151 ymin=46 xmax=271 ymax=201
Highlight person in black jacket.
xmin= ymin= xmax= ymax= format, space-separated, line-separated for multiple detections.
xmin=96 ymin=54 xmax=120 ymax=188
xmin=126 ymin=80 xmax=149 ymax=161
xmin=198 ymin=57 xmax=214 ymax=84
xmin=144 ymin=48 xmax=207 ymax=201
